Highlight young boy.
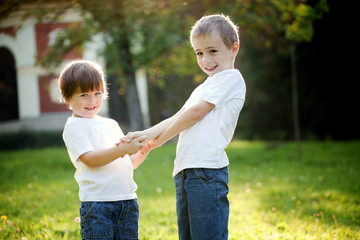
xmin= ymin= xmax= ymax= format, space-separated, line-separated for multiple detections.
xmin=125 ymin=14 xmax=246 ymax=240
xmin=58 ymin=60 xmax=149 ymax=240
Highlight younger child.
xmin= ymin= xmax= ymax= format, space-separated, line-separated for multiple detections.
xmin=59 ymin=60 xmax=149 ymax=240
xmin=125 ymin=14 xmax=246 ymax=240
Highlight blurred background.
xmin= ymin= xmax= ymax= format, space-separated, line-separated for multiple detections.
xmin=0 ymin=0 xmax=358 ymax=148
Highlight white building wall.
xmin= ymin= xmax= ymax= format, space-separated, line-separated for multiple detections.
xmin=15 ymin=21 xmax=40 ymax=118
xmin=17 ymin=73 xmax=40 ymax=118
xmin=0 ymin=19 xmax=40 ymax=119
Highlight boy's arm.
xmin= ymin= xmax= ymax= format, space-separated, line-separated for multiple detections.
xmin=79 ymin=136 xmax=147 ymax=168
xmin=153 ymin=99 xmax=214 ymax=147
xmin=130 ymin=142 xmax=155 ymax=169
xmin=124 ymin=107 xmax=185 ymax=142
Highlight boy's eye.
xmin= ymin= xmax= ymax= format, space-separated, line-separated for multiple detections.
xmin=196 ymin=52 xmax=203 ymax=56
xmin=209 ymin=49 xmax=217 ymax=54
xmin=95 ymin=92 xmax=102 ymax=96
xmin=80 ymin=94 xmax=87 ymax=97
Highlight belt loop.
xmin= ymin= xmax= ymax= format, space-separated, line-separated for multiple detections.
xmin=182 ymin=169 xmax=187 ymax=180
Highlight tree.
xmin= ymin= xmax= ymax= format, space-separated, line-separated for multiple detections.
xmin=0 ymin=0 xmax=195 ymax=130
xmin=222 ymin=0 xmax=328 ymax=157
xmin=272 ymin=0 xmax=329 ymax=157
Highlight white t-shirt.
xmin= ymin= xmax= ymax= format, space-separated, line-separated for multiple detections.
xmin=173 ymin=69 xmax=246 ymax=176
xmin=63 ymin=115 xmax=137 ymax=202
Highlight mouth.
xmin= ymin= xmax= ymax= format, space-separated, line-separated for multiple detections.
xmin=204 ymin=65 xmax=217 ymax=71
xmin=85 ymin=106 xmax=97 ymax=111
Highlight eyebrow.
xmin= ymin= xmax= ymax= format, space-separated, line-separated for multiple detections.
xmin=194 ymin=46 xmax=218 ymax=52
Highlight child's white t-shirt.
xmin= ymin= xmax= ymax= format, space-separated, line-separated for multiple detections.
xmin=63 ymin=115 xmax=137 ymax=202
xmin=173 ymin=69 xmax=246 ymax=177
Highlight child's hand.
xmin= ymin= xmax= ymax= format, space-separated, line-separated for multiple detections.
xmin=120 ymin=135 xmax=147 ymax=155
xmin=121 ymin=131 xmax=145 ymax=143
xmin=138 ymin=141 xmax=155 ymax=156
xmin=115 ymin=140 xmax=123 ymax=147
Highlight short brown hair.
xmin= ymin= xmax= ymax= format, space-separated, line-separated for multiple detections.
xmin=58 ymin=60 xmax=107 ymax=102
xmin=190 ymin=14 xmax=239 ymax=49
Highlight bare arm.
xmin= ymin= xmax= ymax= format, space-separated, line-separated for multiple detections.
xmin=122 ymin=100 xmax=213 ymax=167
xmin=121 ymin=108 xmax=186 ymax=168
xmin=153 ymin=99 xmax=214 ymax=147
xmin=123 ymin=107 xmax=185 ymax=142
xmin=130 ymin=142 xmax=155 ymax=169
xmin=79 ymin=135 xmax=147 ymax=168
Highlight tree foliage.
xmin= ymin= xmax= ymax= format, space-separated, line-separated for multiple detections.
xmin=0 ymin=0 xmax=203 ymax=130
xmin=3 ymin=0 xmax=354 ymax=140
xmin=210 ymin=0 xmax=329 ymax=143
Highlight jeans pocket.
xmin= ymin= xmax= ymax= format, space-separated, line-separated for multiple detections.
xmin=80 ymin=202 xmax=113 ymax=239
xmin=194 ymin=168 xmax=217 ymax=183
xmin=80 ymin=202 xmax=97 ymax=219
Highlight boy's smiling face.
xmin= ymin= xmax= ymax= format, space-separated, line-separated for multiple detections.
xmin=192 ymin=30 xmax=239 ymax=77
xmin=67 ymin=89 xmax=103 ymax=118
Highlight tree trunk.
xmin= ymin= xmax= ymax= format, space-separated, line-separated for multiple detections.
xmin=124 ymin=70 xmax=144 ymax=131
xmin=113 ymin=1 xmax=144 ymax=131
xmin=107 ymin=73 xmax=128 ymax=124
xmin=290 ymin=42 xmax=301 ymax=159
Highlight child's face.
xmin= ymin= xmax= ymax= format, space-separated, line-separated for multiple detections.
xmin=66 ymin=89 xmax=103 ymax=118
xmin=192 ymin=31 xmax=239 ymax=77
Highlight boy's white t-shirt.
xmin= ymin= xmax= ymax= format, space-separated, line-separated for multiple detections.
xmin=63 ymin=115 xmax=137 ymax=202
xmin=173 ymin=69 xmax=246 ymax=176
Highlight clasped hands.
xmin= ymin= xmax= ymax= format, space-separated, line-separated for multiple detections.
xmin=115 ymin=131 xmax=158 ymax=156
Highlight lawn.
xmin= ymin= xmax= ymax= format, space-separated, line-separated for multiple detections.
xmin=0 ymin=141 xmax=359 ymax=239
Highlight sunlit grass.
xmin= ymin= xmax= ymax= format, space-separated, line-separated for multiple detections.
xmin=0 ymin=141 xmax=359 ymax=239
xmin=226 ymin=141 xmax=360 ymax=240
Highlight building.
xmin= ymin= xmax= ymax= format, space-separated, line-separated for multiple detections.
xmin=0 ymin=5 xmax=149 ymax=133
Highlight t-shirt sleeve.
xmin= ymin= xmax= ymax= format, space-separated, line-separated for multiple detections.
xmin=63 ymin=122 xmax=94 ymax=164
xmin=201 ymin=70 xmax=245 ymax=108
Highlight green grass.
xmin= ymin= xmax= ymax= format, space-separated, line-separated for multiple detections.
xmin=0 ymin=141 xmax=359 ymax=239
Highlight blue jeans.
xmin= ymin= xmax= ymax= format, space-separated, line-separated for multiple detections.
xmin=174 ymin=167 xmax=229 ymax=240
xmin=79 ymin=199 xmax=139 ymax=240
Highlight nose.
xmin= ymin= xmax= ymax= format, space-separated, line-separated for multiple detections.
xmin=202 ymin=53 xmax=211 ymax=64
xmin=89 ymin=95 xmax=96 ymax=105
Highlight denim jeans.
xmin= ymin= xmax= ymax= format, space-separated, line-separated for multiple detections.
xmin=174 ymin=167 xmax=229 ymax=240
xmin=79 ymin=199 xmax=139 ymax=240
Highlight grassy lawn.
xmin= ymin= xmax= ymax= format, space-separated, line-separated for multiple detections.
xmin=0 ymin=141 xmax=359 ymax=239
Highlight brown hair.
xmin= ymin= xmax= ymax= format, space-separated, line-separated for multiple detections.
xmin=190 ymin=14 xmax=239 ymax=49
xmin=58 ymin=60 xmax=108 ymax=102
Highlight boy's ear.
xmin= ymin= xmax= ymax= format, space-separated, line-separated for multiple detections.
xmin=65 ymin=99 xmax=72 ymax=110
xmin=232 ymin=42 xmax=239 ymax=56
